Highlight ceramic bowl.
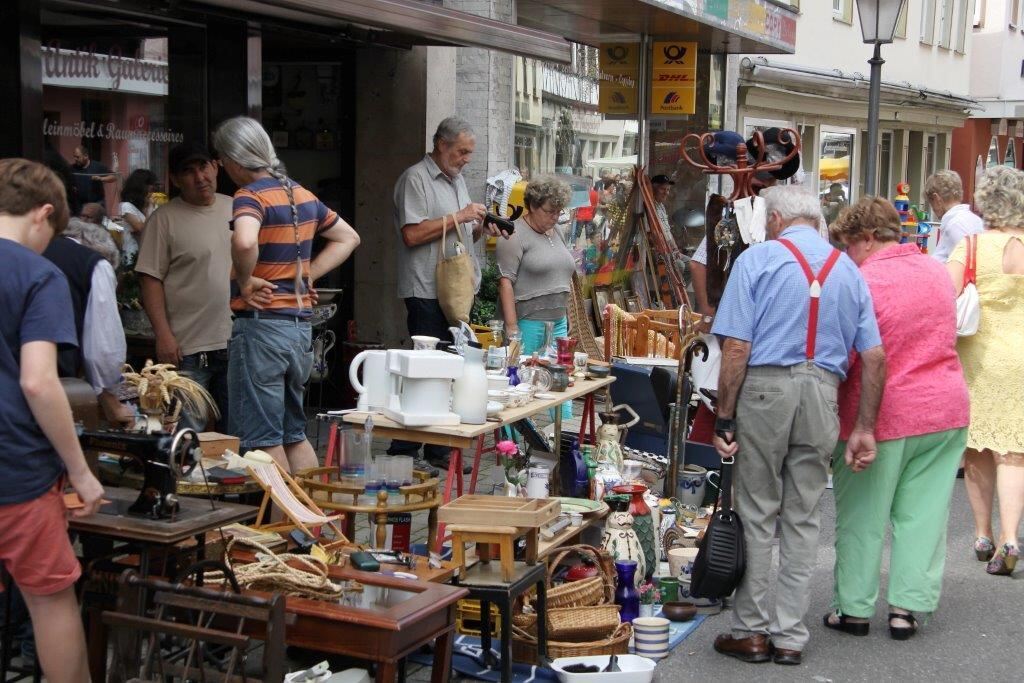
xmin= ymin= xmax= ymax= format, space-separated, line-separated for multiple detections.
xmin=586 ymin=364 xmax=610 ymax=379
xmin=487 ymin=374 xmax=511 ymax=391
xmin=660 ymin=601 xmax=698 ymax=622
xmin=486 ymin=400 xmax=503 ymax=417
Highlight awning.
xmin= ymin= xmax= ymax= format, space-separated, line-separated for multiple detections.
xmin=517 ymin=0 xmax=796 ymax=54
xmin=195 ymin=0 xmax=572 ymax=63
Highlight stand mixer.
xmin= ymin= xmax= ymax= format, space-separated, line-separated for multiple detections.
xmin=382 ymin=350 xmax=464 ymax=426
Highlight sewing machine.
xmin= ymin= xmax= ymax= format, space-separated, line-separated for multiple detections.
xmin=77 ymin=428 xmax=203 ymax=519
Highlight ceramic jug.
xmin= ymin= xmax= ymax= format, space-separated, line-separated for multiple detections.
xmin=595 ymin=404 xmax=640 ymax=474
xmin=349 ymin=349 xmax=388 ymax=411
xmin=451 ymin=341 xmax=487 ymax=424
xmin=601 ymin=511 xmax=646 ymax=588
xmin=613 ymin=484 xmax=656 ymax=582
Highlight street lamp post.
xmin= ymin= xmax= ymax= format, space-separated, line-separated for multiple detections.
xmin=857 ymin=0 xmax=907 ymax=196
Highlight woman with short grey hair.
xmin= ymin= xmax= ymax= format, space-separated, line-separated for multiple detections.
xmin=946 ymin=165 xmax=1024 ymax=576
xmin=496 ymin=174 xmax=575 ymax=415
xmin=213 ymin=116 xmax=360 ymax=474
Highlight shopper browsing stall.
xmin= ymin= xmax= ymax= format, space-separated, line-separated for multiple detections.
xmin=946 ymin=165 xmax=1024 ymax=576
xmin=926 ymin=169 xmax=983 ymax=263
xmin=710 ymin=186 xmax=885 ymax=666
xmin=826 ymin=197 xmax=969 ymax=640
xmin=214 ymin=116 xmax=360 ymax=474
xmin=136 ymin=142 xmax=233 ymax=431
xmin=0 ymin=158 xmax=103 ymax=683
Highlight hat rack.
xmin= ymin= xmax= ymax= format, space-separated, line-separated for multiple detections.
xmin=678 ymin=128 xmax=801 ymax=201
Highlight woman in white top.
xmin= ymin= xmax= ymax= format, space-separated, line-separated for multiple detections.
xmin=118 ymin=168 xmax=158 ymax=264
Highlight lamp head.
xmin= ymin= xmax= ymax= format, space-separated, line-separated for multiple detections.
xmin=856 ymin=0 xmax=907 ymax=44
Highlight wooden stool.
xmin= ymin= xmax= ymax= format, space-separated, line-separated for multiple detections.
xmin=449 ymin=524 xmax=539 ymax=582
xmin=457 ymin=562 xmax=547 ymax=683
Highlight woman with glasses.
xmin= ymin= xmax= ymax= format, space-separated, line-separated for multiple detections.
xmin=496 ymin=175 xmax=575 ymax=413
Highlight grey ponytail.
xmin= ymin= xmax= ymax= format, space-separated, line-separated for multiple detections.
xmin=213 ymin=116 xmax=306 ymax=309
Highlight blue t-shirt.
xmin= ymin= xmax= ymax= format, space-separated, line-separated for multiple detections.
xmin=0 ymin=238 xmax=78 ymax=505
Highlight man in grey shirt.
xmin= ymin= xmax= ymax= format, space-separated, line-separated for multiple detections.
xmin=391 ymin=116 xmax=499 ymax=468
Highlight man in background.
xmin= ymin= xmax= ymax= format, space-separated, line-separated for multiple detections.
xmin=136 ymin=142 xmax=232 ymax=430
xmin=926 ymin=170 xmax=983 ymax=262
xmin=71 ymin=146 xmax=116 ymax=207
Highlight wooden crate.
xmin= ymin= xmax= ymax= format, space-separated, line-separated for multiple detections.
xmin=439 ymin=495 xmax=560 ymax=528
xmin=198 ymin=431 xmax=240 ymax=459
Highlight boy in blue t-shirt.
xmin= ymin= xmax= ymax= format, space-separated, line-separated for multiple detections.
xmin=0 ymin=158 xmax=103 ymax=682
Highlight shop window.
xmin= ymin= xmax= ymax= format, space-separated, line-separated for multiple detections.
xmin=895 ymin=2 xmax=909 ymax=38
xmin=833 ymin=0 xmax=853 ymax=24
xmin=921 ymin=0 xmax=937 ymax=44
xmin=878 ymin=131 xmax=894 ymax=199
xmin=819 ymin=129 xmax=855 ymax=225
xmin=987 ymin=136 xmax=1000 ymax=167
xmin=1012 ymin=0 xmax=1022 ymax=28
xmin=956 ymin=0 xmax=974 ymax=52
xmin=42 ymin=35 xmax=174 ymax=215
xmin=1005 ymin=139 xmax=1017 ymax=167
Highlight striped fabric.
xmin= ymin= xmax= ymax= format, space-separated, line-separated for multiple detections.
xmin=230 ymin=177 xmax=338 ymax=316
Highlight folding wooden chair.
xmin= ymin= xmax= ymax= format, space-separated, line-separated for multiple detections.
xmin=246 ymin=461 xmax=349 ymax=547
xmin=104 ymin=569 xmax=286 ymax=682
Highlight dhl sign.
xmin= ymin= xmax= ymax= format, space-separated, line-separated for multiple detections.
xmin=650 ymin=41 xmax=697 ymax=115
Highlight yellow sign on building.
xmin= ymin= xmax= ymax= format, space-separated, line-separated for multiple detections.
xmin=598 ymin=43 xmax=638 ymax=115
xmin=650 ymin=41 xmax=698 ymax=115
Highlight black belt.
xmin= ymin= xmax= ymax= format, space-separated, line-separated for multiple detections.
xmin=233 ymin=310 xmax=306 ymax=322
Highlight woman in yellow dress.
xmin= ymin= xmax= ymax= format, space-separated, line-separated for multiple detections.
xmin=947 ymin=165 xmax=1024 ymax=576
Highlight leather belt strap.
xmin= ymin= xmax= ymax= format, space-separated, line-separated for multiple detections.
xmin=777 ymin=238 xmax=841 ymax=361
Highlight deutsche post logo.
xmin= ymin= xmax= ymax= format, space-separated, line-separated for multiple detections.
xmin=662 ymin=45 xmax=687 ymax=64
xmin=662 ymin=91 xmax=680 ymax=105
xmin=606 ymin=46 xmax=629 ymax=65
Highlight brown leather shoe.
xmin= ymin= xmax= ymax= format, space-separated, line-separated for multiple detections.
xmin=713 ymin=633 xmax=771 ymax=663
xmin=772 ymin=647 xmax=802 ymax=666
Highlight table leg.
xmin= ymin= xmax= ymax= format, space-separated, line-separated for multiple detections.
xmin=480 ymin=599 xmax=497 ymax=668
xmin=436 ymin=447 xmax=464 ymax=553
xmin=578 ymin=394 xmax=593 ymax=445
xmin=431 ymin=625 xmax=454 ymax=683
xmin=536 ymin=579 xmax=548 ymax=664
xmin=139 ymin=547 xmax=151 ymax=578
xmin=500 ymin=603 xmax=513 ymax=683
xmin=375 ymin=660 xmax=399 ymax=683
xmin=324 ymin=421 xmax=339 ymax=470
xmin=469 ymin=436 xmax=484 ymax=495
xmin=550 ymin=407 xmax=563 ymax=496
xmin=195 ymin=533 xmax=207 ymax=586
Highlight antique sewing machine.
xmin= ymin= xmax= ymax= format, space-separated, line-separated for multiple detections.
xmin=77 ymin=427 xmax=203 ymax=520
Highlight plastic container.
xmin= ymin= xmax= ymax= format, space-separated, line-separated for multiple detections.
xmin=451 ymin=341 xmax=488 ymax=424
xmin=550 ymin=655 xmax=655 ymax=683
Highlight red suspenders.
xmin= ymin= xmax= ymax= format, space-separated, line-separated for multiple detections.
xmin=777 ymin=238 xmax=841 ymax=361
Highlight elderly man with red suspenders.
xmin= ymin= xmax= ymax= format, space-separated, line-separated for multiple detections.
xmin=708 ymin=186 xmax=887 ymax=666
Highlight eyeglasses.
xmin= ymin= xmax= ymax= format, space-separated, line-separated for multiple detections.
xmin=535 ymin=204 xmax=561 ymax=216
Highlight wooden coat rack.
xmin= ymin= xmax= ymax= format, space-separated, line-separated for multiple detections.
xmin=679 ymin=128 xmax=801 ymax=200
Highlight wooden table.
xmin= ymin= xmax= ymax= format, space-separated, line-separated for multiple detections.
xmin=338 ymin=376 xmax=615 ymax=551
xmin=248 ymin=567 xmax=468 ymax=683
xmin=71 ymin=486 xmax=258 ymax=681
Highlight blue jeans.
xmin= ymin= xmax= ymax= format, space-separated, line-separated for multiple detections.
xmin=228 ymin=317 xmax=312 ymax=449
xmin=178 ymin=348 xmax=229 ymax=432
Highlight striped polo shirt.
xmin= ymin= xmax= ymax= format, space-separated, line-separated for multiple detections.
xmin=230 ymin=177 xmax=338 ymax=316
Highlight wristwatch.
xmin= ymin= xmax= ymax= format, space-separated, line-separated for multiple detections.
xmin=714 ymin=417 xmax=736 ymax=438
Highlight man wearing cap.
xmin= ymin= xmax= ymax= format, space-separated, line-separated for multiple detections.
xmin=136 ymin=142 xmax=232 ymax=429
xmin=650 ymin=174 xmax=682 ymax=254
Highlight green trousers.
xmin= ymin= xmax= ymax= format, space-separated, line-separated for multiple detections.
xmin=831 ymin=427 xmax=967 ymax=617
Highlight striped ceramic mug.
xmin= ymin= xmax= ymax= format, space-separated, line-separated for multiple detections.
xmin=632 ymin=616 xmax=670 ymax=660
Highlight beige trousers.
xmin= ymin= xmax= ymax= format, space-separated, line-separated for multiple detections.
xmin=730 ymin=363 xmax=840 ymax=651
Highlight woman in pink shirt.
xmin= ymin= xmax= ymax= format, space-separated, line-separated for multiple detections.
xmin=823 ymin=197 xmax=970 ymax=641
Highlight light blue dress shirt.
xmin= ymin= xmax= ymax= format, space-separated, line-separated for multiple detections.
xmin=712 ymin=226 xmax=881 ymax=380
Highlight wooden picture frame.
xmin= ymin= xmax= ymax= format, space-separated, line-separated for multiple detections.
xmin=592 ymin=286 xmax=612 ymax=325
xmin=626 ymin=295 xmax=641 ymax=313
xmin=612 ymin=286 xmax=627 ymax=311
xmin=630 ymin=270 xmax=651 ymax=311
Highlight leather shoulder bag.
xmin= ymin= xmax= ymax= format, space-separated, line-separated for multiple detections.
xmin=689 ymin=455 xmax=746 ymax=599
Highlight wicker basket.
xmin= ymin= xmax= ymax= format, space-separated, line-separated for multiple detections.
xmin=512 ymin=605 xmax=622 ymax=642
xmin=511 ymin=622 xmax=631 ymax=663
xmin=545 ymin=545 xmax=616 ymax=609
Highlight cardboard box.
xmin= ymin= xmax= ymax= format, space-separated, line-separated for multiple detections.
xmin=198 ymin=432 xmax=240 ymax=459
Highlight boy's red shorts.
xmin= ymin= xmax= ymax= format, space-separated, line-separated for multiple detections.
xmin=0 ymin=484 xmax=81 ymax=595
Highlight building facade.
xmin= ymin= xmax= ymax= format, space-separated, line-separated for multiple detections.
xmin=951 ymin=0 xmax=1024 ymax=203
xmin=735 ymin=0 xmax=977 ymax=213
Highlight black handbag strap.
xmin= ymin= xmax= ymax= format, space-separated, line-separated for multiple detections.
xmin=710 ymin=456 xmax=735 ymax=521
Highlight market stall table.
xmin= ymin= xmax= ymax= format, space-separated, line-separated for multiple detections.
xmin=243 ymin=565 xmax=468 ymax=683
xmin=70 ymin=486 xmax=258 ymax=680
xmin=337 ymin=376 xmax=615 ymax=551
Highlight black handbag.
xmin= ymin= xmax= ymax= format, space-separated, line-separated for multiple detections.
xmin=689 ymin=455 xmax=746 ymax=599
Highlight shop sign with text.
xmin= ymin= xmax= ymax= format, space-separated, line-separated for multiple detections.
xmin=598 ymin=43 xmax=638 ymax=116
xmin=650 ymin=41 xmax=697 ymax=115
xmin=42 ymin=41 xmax=169 ymax=96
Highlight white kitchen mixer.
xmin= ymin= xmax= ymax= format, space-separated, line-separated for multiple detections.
xmin=382 ymin=349 xmax=464 ymax=426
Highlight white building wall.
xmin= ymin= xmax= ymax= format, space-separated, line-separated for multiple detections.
xmin=769 ymin=0 xmax=972 ymax=95
xmin=969 ymin=0 xmax=1024 ymax=116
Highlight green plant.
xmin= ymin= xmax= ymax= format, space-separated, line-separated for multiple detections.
xmin=471 ymin=258 xmax=500 ymax=325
